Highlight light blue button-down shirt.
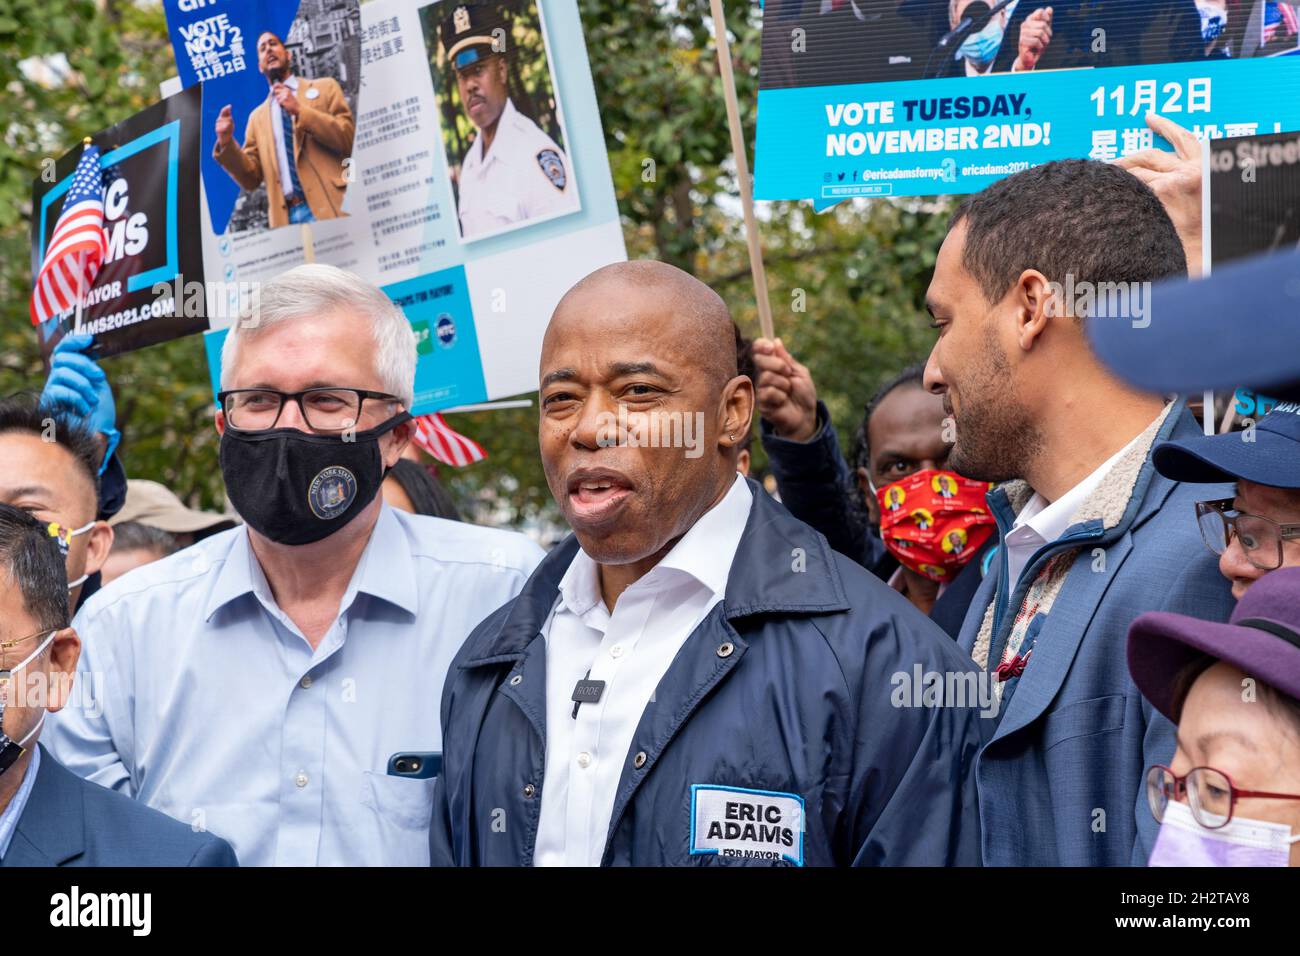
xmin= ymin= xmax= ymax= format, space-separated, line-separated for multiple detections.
xmin=45 ymin=505 xmax=543 ymax=866
xmin=0 ymin=744 xmax=39 ymax=861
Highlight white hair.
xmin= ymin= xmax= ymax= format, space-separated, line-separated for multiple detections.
xmin=220 ymin=263 xmax=416 ymax=407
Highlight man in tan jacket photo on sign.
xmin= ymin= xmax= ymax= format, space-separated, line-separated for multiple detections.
xmin=214 ymin=31 xmax=355 ymax=228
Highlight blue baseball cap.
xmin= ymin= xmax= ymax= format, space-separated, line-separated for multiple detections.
xmin=1087 ymin=248 xmax=1300 ymax=403
xmin=1152 ymin=401 xmax=1300 ymax=488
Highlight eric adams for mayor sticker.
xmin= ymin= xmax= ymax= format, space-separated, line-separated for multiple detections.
xmin=690 ymin=784 xmax=805 ymax=866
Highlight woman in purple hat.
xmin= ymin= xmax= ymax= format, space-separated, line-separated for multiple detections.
xmin=1128 ymin=567 xmax=1300 ymax=866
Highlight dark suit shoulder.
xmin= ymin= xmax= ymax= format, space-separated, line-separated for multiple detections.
xmin=39 ymin=753 xmax=237 ymax=867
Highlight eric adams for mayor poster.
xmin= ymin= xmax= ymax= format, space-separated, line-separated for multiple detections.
xmin=30 ymin=85 xmax=205 ymax=362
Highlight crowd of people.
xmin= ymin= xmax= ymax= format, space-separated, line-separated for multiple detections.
xmin=1 ymin=115 xmax=1298 ymax=868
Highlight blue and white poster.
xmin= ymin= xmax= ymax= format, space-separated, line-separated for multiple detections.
xmin=755 ymin=0 xmax=1300 ymax=205
xmin=162 ymin=0 xmax=360 ymax=235
xmin=192 ymin=0 xmax=624 ymax=417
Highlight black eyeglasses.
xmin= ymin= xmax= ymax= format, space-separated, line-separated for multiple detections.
xmin=218 ymin=388 xmax=402 ymax=433
xmin=1195 ymin=498 xmax=1300 ymax=572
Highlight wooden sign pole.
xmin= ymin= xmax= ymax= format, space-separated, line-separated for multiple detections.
xmin=709 ymin=0 xmax=774 ymax=340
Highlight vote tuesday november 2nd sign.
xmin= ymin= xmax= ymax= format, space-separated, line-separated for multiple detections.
xmin=754 ymin=1 xmax=1300 ymax=204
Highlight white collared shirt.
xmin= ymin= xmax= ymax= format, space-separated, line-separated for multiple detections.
xmin=44 ymin=505 xmax=543 ymax=866
xmin=457 ymin=98 xmax=580 ymax=241
xmin=269 ymin=75 xmax=302 ymax=201
xmin=1003 ymin=427 xmax=1148 ymax=592
xmin=533 ymin=474 xmax=753 ymax=867
xmin=0 ymin=744 xmax=39 ymax=862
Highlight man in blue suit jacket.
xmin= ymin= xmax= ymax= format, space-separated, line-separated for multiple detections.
xmin=2 ymin=746 xmax=237 ymax=867
xmin=922 ymin=159 xmax=1235 ymax=866
xmin=0 ymin=503 xmax=235 ymax=867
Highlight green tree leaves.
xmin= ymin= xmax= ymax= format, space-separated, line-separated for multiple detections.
xmin=0 ymin=0 xmax=948 ymax=524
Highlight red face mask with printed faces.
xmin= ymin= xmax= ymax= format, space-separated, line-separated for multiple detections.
xmin=876 ymin=469 xmax=996 ymax=582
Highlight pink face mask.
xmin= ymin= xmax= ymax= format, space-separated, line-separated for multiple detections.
xmin=1148 ymin=800 xmax=1300 ymax=867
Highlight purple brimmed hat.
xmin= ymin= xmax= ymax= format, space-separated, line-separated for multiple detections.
xmin=1127 ymin=566 xmax=1300 ymax=722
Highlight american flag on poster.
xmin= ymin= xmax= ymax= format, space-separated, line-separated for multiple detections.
xmin=30 ymin=144 xmax=108 ymax=326
xmin=412 ymin=413 xmax=488 ymax=467
xmin=1265 ymin=1 xmax=1300 ymax=43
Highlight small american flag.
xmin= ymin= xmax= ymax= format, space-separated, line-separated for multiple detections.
xmin=1264 ymin=1 xmax=1300 ymax=43
xmin=411 ymin=413 xmax=488 ymax=467
xmin=30 ymin=144 xmax=108 ymax=326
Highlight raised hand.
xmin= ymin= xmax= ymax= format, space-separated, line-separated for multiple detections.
xmin=216 ymin=104 xmax=235 ymax=148
xmin=1015 ymin=7 xmax=1053 ymax=72
xmin=1116 ymin=113 xmax=1204 ymax=275
xmin=753 ymin=337 xmax=820 ymax=443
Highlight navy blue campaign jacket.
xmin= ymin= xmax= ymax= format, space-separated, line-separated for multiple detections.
xmin=429 ymin=480 xmax=986 ymax=866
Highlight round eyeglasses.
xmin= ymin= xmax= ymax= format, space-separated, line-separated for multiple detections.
xmin=1147 ymin=764 xmax=1300 ymax=829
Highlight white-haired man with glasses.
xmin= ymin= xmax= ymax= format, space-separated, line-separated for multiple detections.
xmin=1150 ymin=402 xmax=1300 ymax=601
xmin=45 ymin=263 xmax=544 ymax=866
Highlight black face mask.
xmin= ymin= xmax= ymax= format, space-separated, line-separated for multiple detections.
xmin=219 ymin=413 xmax=411 ymax=546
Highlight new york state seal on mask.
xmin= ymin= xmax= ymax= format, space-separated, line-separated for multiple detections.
xmin=308 ymin=466 xmax=359 ymax=520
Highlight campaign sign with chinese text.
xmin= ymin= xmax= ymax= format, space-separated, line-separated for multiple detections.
xmin=162 ymin=0 xmax=310 ymax=233
xmin=197 ymin=0 xmax=624 ymax=417
xmin=755 ymin=1 xmax=1300 ymax=204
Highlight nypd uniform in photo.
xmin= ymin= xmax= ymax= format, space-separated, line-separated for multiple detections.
xmin=441 ymin=4 xmax=580 ymax=241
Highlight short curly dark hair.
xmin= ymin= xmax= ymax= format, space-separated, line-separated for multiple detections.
xmin=950 ymin=158 xmax=1188 ymax=311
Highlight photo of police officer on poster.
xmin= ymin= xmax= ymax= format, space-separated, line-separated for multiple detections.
xmin=419 ymin=0 xmax=582 ymax=242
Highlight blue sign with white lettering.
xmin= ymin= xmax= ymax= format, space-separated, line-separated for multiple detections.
xmin=755 ymin=1 xmax=1300 ymax=204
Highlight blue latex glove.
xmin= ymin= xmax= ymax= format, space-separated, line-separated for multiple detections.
xmin=42 ymin=334 xmax=120 ymax=473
